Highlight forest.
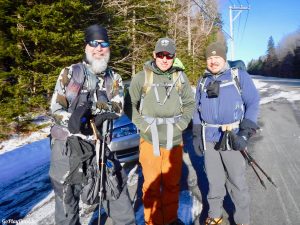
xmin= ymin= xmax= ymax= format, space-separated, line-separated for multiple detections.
xmin=0 ymin=0 xmax=222 ymax=138
xmin=248 ymin=31 xmax=300 ymax=78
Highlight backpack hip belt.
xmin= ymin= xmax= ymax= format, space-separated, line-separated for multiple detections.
xmin=201 ymin=120 xmax=240 ymax=151
xmin=143 ymin=115 xmax=182 ymax=156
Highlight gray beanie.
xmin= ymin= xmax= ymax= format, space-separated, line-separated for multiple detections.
xmin=84 ymin=24 xmax=109 ymax=43
xmin=155 ymin=38 xmax=176 ymax=54
xmin=205 ymin=42 xmax=227 ymax=60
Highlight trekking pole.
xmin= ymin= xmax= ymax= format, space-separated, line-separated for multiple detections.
xmin=241 ymin=150 xmax=266 ymax=189
xmin=90 ymin=119 xmax=109 ymax=225
xmin=243 ymin=150 xmax=277 ymax=188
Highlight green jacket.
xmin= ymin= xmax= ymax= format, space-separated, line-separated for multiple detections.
xmin=129 ymin=60 xmax=195 ymax=148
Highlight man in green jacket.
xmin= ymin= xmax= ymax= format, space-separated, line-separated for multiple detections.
xmin=129 ymin=38 xmax=195 ymax=225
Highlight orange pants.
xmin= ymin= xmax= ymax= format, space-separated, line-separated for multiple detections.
xmin=139 ymin=138 xmax=183 ymax=225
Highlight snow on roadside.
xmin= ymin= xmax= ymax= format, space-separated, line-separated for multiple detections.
xmin=252 ymin=78 xmax=300 ymax=104
xmin=0 ymin=126 xmax=51 ymax=155
xmin=17 ymin=192 xmax=55 ymax=225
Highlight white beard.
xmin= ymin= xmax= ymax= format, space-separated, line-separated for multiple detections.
xmin=85 ymin=51 xmax=110 ymax=74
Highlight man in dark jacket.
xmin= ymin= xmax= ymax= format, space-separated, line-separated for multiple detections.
xmin=49 ymin=24 xmax=135 ymax=225
xmin=193 ymin=41 xmax=260 ymax=225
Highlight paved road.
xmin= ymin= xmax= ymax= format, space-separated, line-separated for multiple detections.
xmin=104 ymin=78 xmax=300 ymax=225
xmin=246 ymin=99 xmax=300 ymax=225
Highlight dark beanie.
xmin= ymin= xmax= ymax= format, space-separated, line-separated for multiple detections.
xmin=205 ymin=42 xmax=226 ymax=60
xmin=84 ymin=24 xmax=109 ymax=43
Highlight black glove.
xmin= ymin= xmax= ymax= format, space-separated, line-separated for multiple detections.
xmin=68 ymin=102 xmax=92 ymax=134
xmin=228 ymin=118 xmax=259 ymax=151
xmin=215 ymin=130 xmax=232 ymax=151
xmin=192 ymin=124 xmax=204 ymax=156
xmin=94 ymin=112 xmax=119 ymax=129
xmin=237 ymin=118 xmax=259 ymax=140
xmin=228 ymin=131 xmax=248 ymax=150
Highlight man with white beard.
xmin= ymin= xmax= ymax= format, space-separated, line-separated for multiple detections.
xmin=49 ymin=24 xmax=136 ymax=225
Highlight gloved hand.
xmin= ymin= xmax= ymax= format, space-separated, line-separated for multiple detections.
xmin=228 ymin=118 xmax=259 ymax=151
xmin=192 ymin=124 xmax=204 ymax=156
xmin=96 ymin=101 xmax=110 ymax=111
xmin=68 ymin=102 xmax=92 ymax=134
xmin=111 ymin=101 xmax=122 ymax=113
xmin=95 ymin=112 xmax=119 ymax=129
xmin=215 ymin=130 xmax=232 ymax=151
xmin=238 ymin=118 xmax=259 ymax=140
xmin=228 ymin=131 xmax=248 ymax=150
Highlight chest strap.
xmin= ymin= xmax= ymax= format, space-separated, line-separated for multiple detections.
xmin=143 ymin=115 xmax=182 ymax=156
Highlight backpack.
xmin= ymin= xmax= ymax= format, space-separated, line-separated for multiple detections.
xmin=199 ymin=67 xmax=242 ymax=95
xmin=139 ymin=67 xmax=185 ymax=115
xmin=56 ymin=63 xmax=117 ymax=113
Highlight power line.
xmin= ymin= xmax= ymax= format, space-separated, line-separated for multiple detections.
xmin=236 ymin=9 xmax=242 ymax=43
xmin=229 ymin=5 xmax=250 ymax=60
xmin=191 ymin=0 xmax=232 ymax=38
xmin=239 ymin=9 xmax=249 ymax=44
xmin=191 ymin=0 xmax=216 ymax=20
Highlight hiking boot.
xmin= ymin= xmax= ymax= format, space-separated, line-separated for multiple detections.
xmin=167 ymin=218 xmax=185 ymax=225
xmin=205 ymin=217 xmax=223 ymax=225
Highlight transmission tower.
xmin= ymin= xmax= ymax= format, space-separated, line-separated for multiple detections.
xmin=229 ymin=5 xmax=250 ymax=60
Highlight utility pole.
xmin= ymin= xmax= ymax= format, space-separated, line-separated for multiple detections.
xmin=229 ymin=5 xmax=250 ymax=60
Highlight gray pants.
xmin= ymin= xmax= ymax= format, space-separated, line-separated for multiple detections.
xmin=52 ymin=181 xmax=136 ymax=225
xmin=49 ymin=138 xmax=136 ymax=225
xmin=204 ymin=142 xmax=250 ymax=225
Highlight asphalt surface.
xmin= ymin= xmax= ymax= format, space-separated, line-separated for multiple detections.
xmin=246 ymin=99 xmax=300 ymax=225
xmin=121 ymin=79 xmax=300 ymax=225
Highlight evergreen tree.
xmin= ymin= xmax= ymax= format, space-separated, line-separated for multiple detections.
xmin=293 ymin=42 xmax=300 ymax=78
xmin=0 ymin=1 xmax=96 ymax=135
xmin=279 ymin=51 xmax=294 ymax=78
xmin=263 ymin=36 xmax=279 ymax=76
xmin=105 ymin=0 xmax=169 ymax=78
xmin=247 ymin=58 xmax=264 ymax=75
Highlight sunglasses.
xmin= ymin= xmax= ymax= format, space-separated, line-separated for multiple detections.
xmin=156 ymin=52 xmax=175 ymax=60
xmin=88 ymin=40 xmax=110 ymax=48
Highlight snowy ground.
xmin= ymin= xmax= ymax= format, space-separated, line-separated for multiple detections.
xmin=1 ymin=75 xmax=300 ymax=225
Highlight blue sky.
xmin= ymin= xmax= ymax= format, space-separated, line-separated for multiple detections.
xmin=219 ymin=0 xmax=300 ymax=65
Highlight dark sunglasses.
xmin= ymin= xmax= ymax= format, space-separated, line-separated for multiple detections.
xmin=156 ymin=52 xmax=175 ymax=60
xmin=88 ymin=40 xmax=110 ymax=48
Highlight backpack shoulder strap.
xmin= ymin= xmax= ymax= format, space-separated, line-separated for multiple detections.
xmin=173 ymin=71 xmax=185 ymax=93
xmin=231 ymin=67 xmax=242 ymax=95
xmin=199 ymin=76 xmax=207 ymax=93
xmin=66 ymin=63 xmax=86 ymax=111
xmin=142 ymin=67 xmax=154 ymax=95
xmin=139 ymin=68 xmax=154 ymax=114
xmin=173 ymin=71 xmax=185 ymax=113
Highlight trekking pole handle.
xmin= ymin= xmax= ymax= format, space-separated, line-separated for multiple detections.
xmin=90 ymin=119 xmax=100 ymax=140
